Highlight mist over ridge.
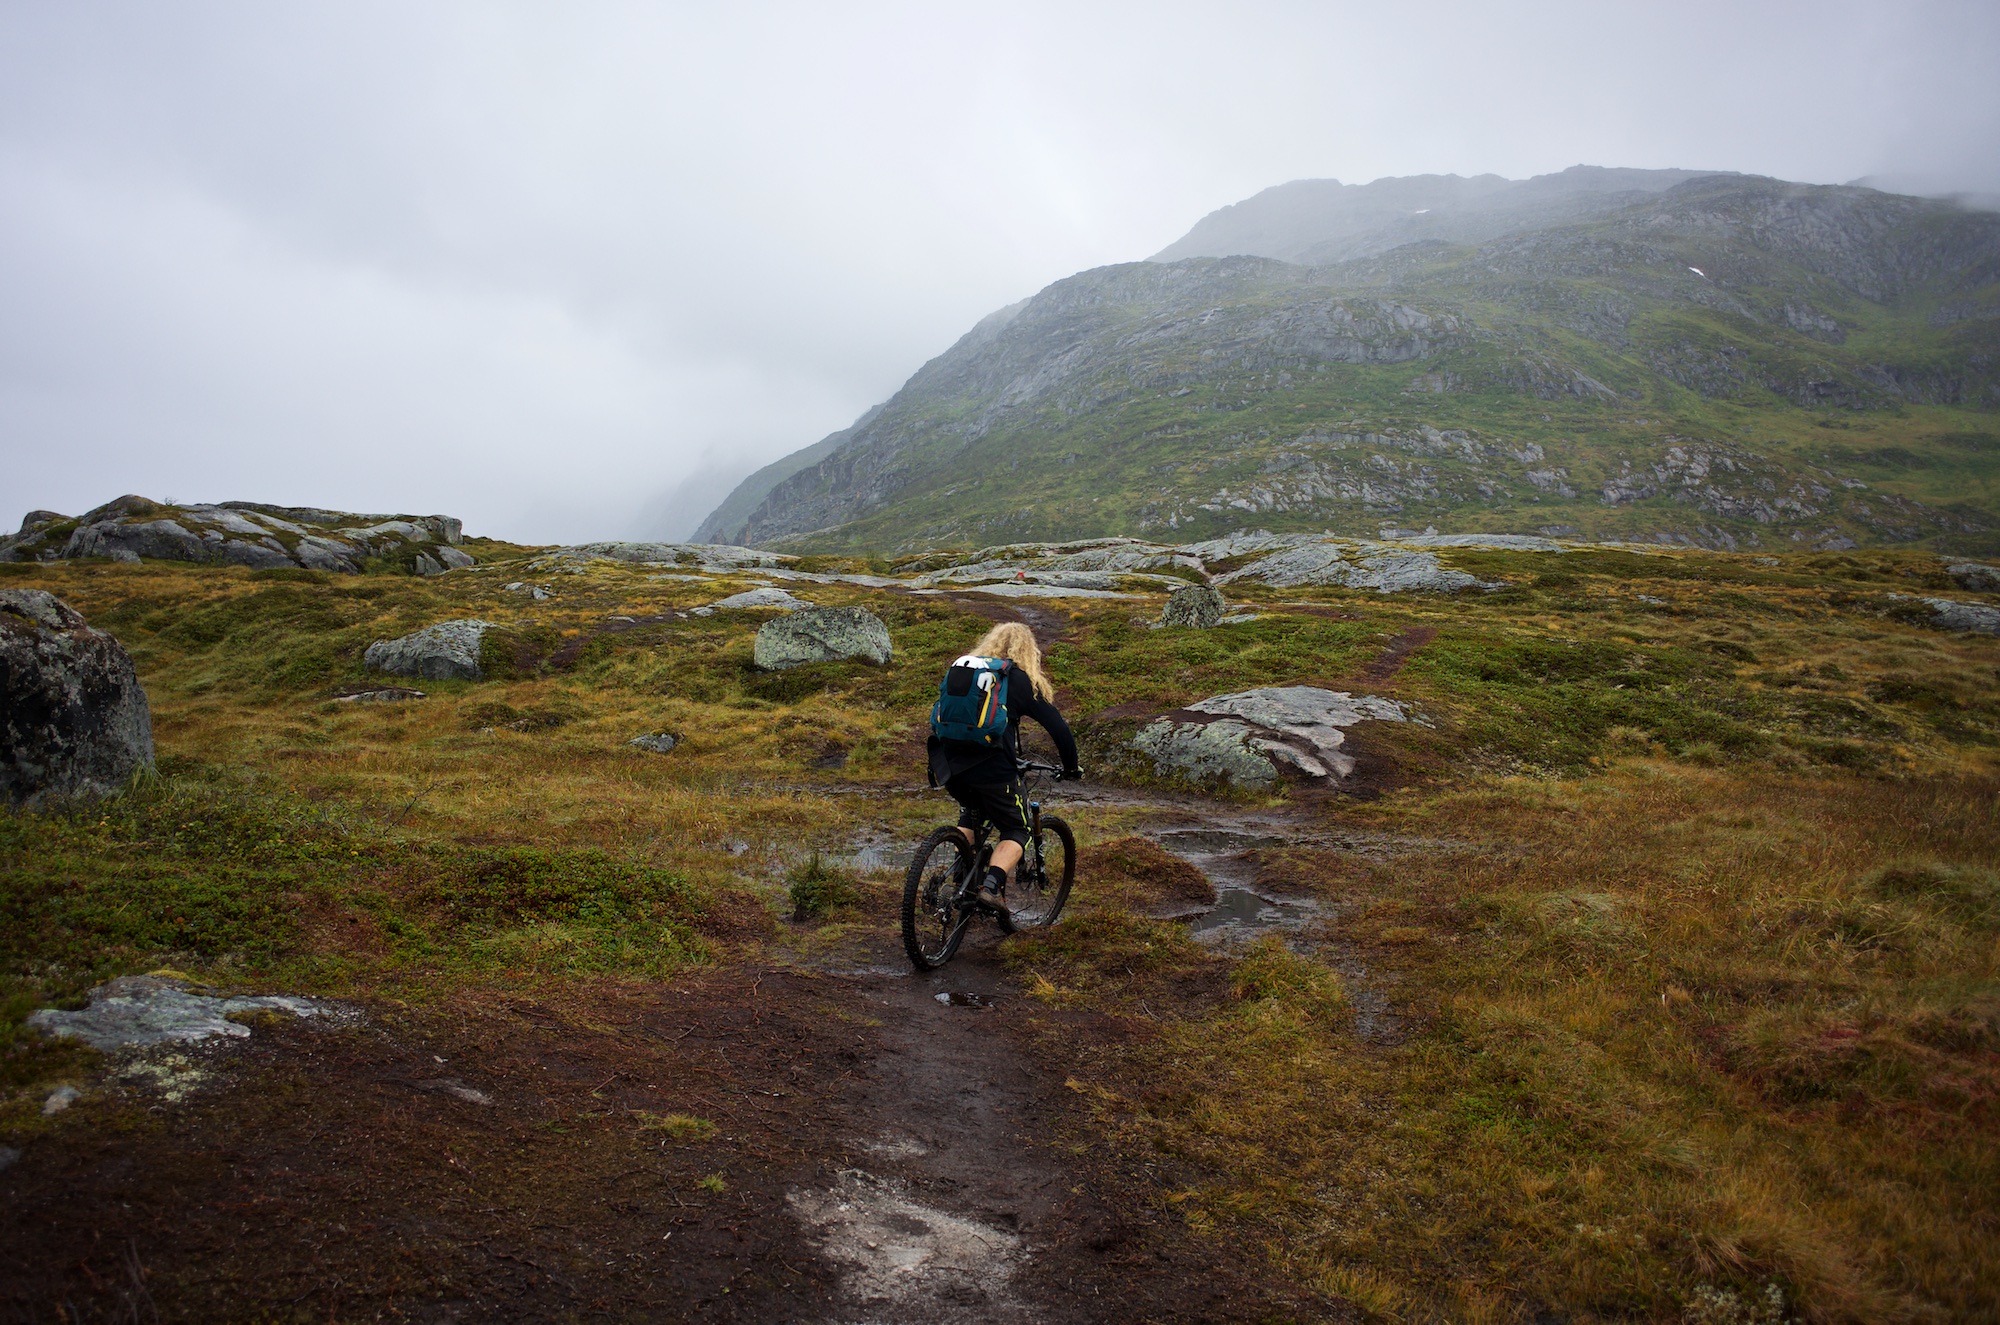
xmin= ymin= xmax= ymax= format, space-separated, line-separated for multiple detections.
xmin=692 ymin=167 xmax=2000 ymax=558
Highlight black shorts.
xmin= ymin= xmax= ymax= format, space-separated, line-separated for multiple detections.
xmin=946 ymin=775 xmax=1030 ymax=846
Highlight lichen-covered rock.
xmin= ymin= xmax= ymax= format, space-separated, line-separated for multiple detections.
xmin=704 ymin=587 xmax=809 ymax=613
xmin=0 ymin=590 xmax=155 ymax=808
xmin=1131 ymin=719 xmax=1284 ymax=791
xmin=1946 ymin=562 xmax=2000 ymax=593
xmin=363 ymin=619 xmax=496 ymax=681
xmin=1160 ymin=583 xmax=1227 ymax=627
xmin=0 ymin=495 xmax=468 ymax=576
xmin=630 ymin=733 xmax=678 ymax=755
xmin=753 ymin=607 xmax=893 ymax=670
xmin=1923 ymin=597 xmax=2000 ymax=636
xmin=1213 ymin=541 xmax=1485 ymax=592
xmin=28 ymin=975 xmax=330 ymax=1051
xmin=1133 ymin=686 xmax=1407 ymax=790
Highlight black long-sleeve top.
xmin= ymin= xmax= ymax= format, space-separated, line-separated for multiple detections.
xmin=926 ymin=676 xmax=1079 ymax=786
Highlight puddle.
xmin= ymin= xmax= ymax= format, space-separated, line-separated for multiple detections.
xmin=836 ymin=842 xmax=899 ymax=874
xmin=933 ymin=992 xmax=995 ymax=1009
xmin=789 ymin=1169 xmax=1027 ymax=1322
xmin=1185 ymin=886 xmax=1305 ymax=935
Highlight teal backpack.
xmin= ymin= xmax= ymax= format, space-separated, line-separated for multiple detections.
xmin=931 ymin=655 xmax=1012 ymax=746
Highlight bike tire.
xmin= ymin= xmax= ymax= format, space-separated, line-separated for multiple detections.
xmin=902 ymin=826 xmax=975 ymax=970
xmin=1012 ymin=815 xmax=1075 ymax=929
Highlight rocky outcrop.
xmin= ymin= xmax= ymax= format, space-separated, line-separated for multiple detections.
xmin=1160 ymin=584 xmax=1227 ymax=627
xmin=753 ymin=607 xmax=893 ymax=670
xmin=533 ymin=542 xmax=790 ymax=572
xmin=0 ymin=590 xmax=155 ymax=807
xmin=1211 ymin=540 xmax=1487 ymax=593
xmin=363 ymin=620 xmax=496 ymax=681
xmin=1133 ymin=687 xmax=1407 ymax=791
xmin=28 ymin=975 xmax=331 ymax=1051
xmin=1946 ymin=562 xmax=2000 ymax=593
xmin=1919 ymin=597 xmax=2000 ymax=636
xmin=692 ymin=587 xmax=810 ymax=616
xmin=0 ymin=496 xmax=471 ymax=575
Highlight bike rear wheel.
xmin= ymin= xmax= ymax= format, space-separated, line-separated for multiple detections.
xmin=902 ymin=826 xmax=976 ymax=970
xmin=1010 ymin=815 xmax=1075 ymax=928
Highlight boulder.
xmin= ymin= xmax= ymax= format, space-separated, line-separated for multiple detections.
xmin=1946 ymin=562 xmax=2000 ymax=593
xmin=1923 ymin=597 xmax=2000 ymax=636
xmin=1214 ymin=541 xmax=1485 ymax=593
xmin=702 ymin=587 xmax=809 ymax=613
xmin=1132 ymin=686 xmax=1407 ymax=790
xmin=0 ymin=495 xmax=468 ymax=576
xmin=363 ymin=619 xmax=496 ymax=681
xmin=1159 ymin=583 xmax=1227 ymax=628
xmin=754 ymin=606 xmax=893 ymax=670
xmin=630 ymin=733 xmax=678 ymax=755
xmin=0 ymin=590 xmax=155 ymax=808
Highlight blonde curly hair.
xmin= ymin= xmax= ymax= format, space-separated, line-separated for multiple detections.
xmin=971 ymin=621 xmax=1053 ymax=702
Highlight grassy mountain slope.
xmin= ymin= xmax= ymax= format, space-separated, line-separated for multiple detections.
xmin=710 ymin=175 xmax=2000 ymax=557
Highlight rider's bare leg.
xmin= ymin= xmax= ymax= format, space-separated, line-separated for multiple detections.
xmin=954 ymin=830 xmax=1023 ymax=879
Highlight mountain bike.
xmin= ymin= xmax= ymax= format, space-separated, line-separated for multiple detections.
xmin=901 ymin=758 xmax=1076 ymax=971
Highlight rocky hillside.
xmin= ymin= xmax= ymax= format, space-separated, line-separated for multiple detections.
xmin=1150 ymin=164 xmax=1722 ymax=266
xmin=0 ymin=496 xmax=476 ymax=575
xmin=702 ymin=173 xmax=2000 ymax=556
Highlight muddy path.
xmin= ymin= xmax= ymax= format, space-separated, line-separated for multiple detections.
xmin=2 ymin=778 xmax=1385 ymax=1323
xmin=2 ymin=931 xmax=1337 ymax=1322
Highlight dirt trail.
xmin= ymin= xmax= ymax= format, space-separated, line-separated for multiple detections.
xmin=2 ymin=921 xmax=1333 ymax=1322
xmin=3 ymin=768 xmax=1381 ymax=1323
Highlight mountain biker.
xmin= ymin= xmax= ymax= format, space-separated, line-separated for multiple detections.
xmin=927 ymin=621 xmax=1080 ymax=929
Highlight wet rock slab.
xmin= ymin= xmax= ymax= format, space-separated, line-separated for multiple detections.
xmin=27 ymin=975 xmax=336 ymax=1052
xmin=1133 ymin=686 xmax=1408 ymax=788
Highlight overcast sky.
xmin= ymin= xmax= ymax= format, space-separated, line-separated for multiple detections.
xmin=4 ymin=1 xmax=1998 ymax=544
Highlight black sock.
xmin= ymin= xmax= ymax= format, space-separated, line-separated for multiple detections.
xmin=981 ymin=865 xmax=1008 ymax=894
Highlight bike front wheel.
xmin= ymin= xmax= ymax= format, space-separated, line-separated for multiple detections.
xmin=902 ymin=826 xmax=976 ymax=970
xmin=1010 ymin=815 xmax=1075 ymax=929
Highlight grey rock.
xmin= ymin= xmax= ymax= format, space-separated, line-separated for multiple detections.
xmin=1134 ymin=686 xmax=1408 ymax=789
xmin=1923 ymin=597 xmax=2000 ymax=635
xmin=363 ymin=619 xmax=496 ymax=681
xmin=630 ymin=733 xmax=678 ymax=755
xmin=1946 ymin=562 xmax=2000 ymax=593
xmin=754 ymin=606 xmax=894 ymax=670
xmin=1213 ymin=539 xmax=1485 ymax=593
xmin=335 ymin=687 xmax=426 ymax=703
xmin=0 ymin=494 xmax=465 ymax=574
xmin=707 ymin=587 xmax=809 ymax=612
xmin=542 ymin=541 xmax=792 ymax=571
xmin=1160 ymin=584 xmax=1227 ymax=628
xmin=293 ymin=535 xmax=364 ymax=573
xmin=1132 ymin=719 xmax=1284 ymax=791
xmin=27 ymin=975 xmax=332 ymax=1051
xmin=412 ymin=546 xmax=475 ymax=575
xmin=0 ymin=1144 xmax=18 ymax=1171
xmin=42 ymin=1085 xmax=80 ymax=1115
xmin=1 ymin=590 xmax=155 ymax=808
xmin=1401 ymin=532 xmax=1565 ymax=552
xmin=913 ymin=582 xmax=1138 ymax=601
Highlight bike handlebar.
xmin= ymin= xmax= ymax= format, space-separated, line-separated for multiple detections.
xmin=1017 ymin=758 xmax=1071 ymax=780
